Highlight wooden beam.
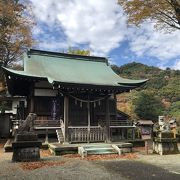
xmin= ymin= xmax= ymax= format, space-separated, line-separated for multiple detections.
xmin=105 ymin=97 xmax=110 ymax=142
xmin=64 ymin=95 xmax=69 ymax=143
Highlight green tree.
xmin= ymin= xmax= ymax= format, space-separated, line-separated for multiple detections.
xmin=133 ymin=91 xmax=165 ymax=121
xmin=64 ymin=47 xmax=90 ymax=56
xmin=118 ymin=0 xmax=180 ymax=31
xmin=159 ymin=77 xmax=180 ymax=102
xmin=167 ymin=101 xmax=180 ymax=119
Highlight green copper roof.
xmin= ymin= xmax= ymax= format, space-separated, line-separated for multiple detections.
xmin=3 ymin=49 xmax=147 ymax=87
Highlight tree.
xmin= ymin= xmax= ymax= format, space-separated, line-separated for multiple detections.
xmin=0 ymin=0 xmax=34 ymax=69
xmin=118 ymin=0 xmax=180 ymax=31
xmin=167 ymin=101 xmax=180 ymax=119
xmin=64 ymin=47 xmax=91 ymax=56
xmin=133 ymin=91 xmax=165 ymax=121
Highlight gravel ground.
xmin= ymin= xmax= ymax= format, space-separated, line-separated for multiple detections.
xmin=0 ymin=143 xmax=180 ymax=180
xmin=0 ymin=151 xmax=127 ymax=180
xmin=136 ymin=153 xmax=180 ymax=175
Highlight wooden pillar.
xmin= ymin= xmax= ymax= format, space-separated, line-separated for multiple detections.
xmin=64 ymin=95 xmax=69 ymax=143
xmin=105 ymin=97 xmax=110 ymax=142
xmin=45 ymin=129 xmax=49 ymax=143
xmin=126 ymin=129 xmax=128 ymax=139
xmin=122 ymin=129 xmax=124 ymax=139
xmin=29 ymin=97 xmax=34 ymax=113
xmin=87 ymin=101 xmax=90 ymax=143
xmin=29 ymin=83 xmax=34 ymax=113
xmin=132 ymin=128 xmax=135 ymax=140
xmin=145 ymin=140 xmax=148 ymax=155
xmin=114 ymin=93 xmax=117 ymax=120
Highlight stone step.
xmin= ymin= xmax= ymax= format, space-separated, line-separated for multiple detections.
xmin=78 ymin=144 xmax=120 ymax=157
xmin=49 ymin=143 xmax=78 ymax=156
xmin=84 ymin=147 xmax=114 ymax=151
xmin=116 ymin=143 xmax=133 ymax=153
xmin=117 ymin=143 xmax=133 ymax=148
xmin=48 ymin=143 xmax=133 ymax=156
xmin=87 ymin=150 xmax=116 ymax=155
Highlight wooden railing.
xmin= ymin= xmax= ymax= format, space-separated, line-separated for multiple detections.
xmin=110 ymin=120 xmax=133 ymax=127
xmin=68 ymin=126 xmax=105 ymax=143
xmin=12 ymin=119 xmax=133 ymax=129
xmin=98 ymin=119 xmax=133 ymax=127
xmin=34 ymin=120 xmax=61 ymax=127
xmin=12 ymin=119 xmax=61 ymax=129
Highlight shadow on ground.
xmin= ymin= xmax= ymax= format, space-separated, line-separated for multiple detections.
xmin=96 ymin=160 xmax=180 ymax=180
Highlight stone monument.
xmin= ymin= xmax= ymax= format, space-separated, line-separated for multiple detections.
xmin=12 ymin=113 xmax=42 ymax=162
xmin=153 ymin=116 xmax=179 ymax=155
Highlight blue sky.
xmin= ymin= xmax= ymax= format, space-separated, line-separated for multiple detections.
xmin=29 ymin=0 xmax=180 ymax=69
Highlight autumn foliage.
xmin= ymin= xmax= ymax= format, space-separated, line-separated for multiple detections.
xmin=0 ymin=0 xmax=34 ymax=68
xmin=118 ymin=0 xmax=180 ymax=31
xmin=20 ymin=161 xmax=66 ymax=170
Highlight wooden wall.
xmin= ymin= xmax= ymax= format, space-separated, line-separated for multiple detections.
xmin=34 ymin=96 xmax=64 ymax=120
xmin=32 ymin=81 xmax=117 ymax=125
xmin=68 ymin=96 xmax=116 ymax=126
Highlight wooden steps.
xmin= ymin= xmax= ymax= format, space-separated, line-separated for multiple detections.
xmin=56 ymin=129 xmax=64 ymax=143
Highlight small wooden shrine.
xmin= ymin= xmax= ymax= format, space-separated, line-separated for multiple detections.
xmin=3 ymin=49 xmax=147 ymax=143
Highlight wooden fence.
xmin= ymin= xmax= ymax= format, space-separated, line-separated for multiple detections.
xmin=68 ymin=126 xmax=105 ymax=143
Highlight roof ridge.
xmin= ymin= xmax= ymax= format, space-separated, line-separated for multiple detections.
xmin=28 ymin=49 xmax=108 ymax=63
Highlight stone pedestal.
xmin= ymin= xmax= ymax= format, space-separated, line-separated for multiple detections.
xmin=12 ymin=134 xmax=42 ymax=162
xmin=153 ymin=132 xmax=179 ymax=155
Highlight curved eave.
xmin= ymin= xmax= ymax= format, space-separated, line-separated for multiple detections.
xmin=3 ymin=67 xmax=147 ymax=88
xmin=52 ymin=80 xmax=142 ymax=93
xmin=2 ymin=67 xmax=45 ymax=96
xmin=2 ymin=67 xmax=46 ymax=81
xmin=53 ymin=80 xmax=140 ymax=89
xmin=3 ymin=67 xmax=148 ymax=95
xmin=118 ymin=79 xmax=148 ymax=87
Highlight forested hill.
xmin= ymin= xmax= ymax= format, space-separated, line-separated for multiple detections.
xmin=112 ymin=62 xmax=180 ymax=122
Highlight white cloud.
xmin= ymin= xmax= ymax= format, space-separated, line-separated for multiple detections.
xmin=172 ymin=59 xmax=180 ymax=70
xmin=128 ymin=23 xmax=180 ymax=64
xmin=30 ymin=0 xmax=127 ymax=56
xmin=36 ymin=41 xmax=69 ymax=51
xmin=32 ymin=26 xmax=43 ymax=35
xmin=29 ymin=0 xmax=180 ymax=69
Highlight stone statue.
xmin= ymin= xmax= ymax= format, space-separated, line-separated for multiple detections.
xmin=153 ymin=116 xmax=179 ymax=155
xmin=12 ymin=113 xmax=42 ymax=162
xmin=158 ymin=116 xmax=170 ymax=132
xmin=18 ymin=113 xmax=37 ymax=134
